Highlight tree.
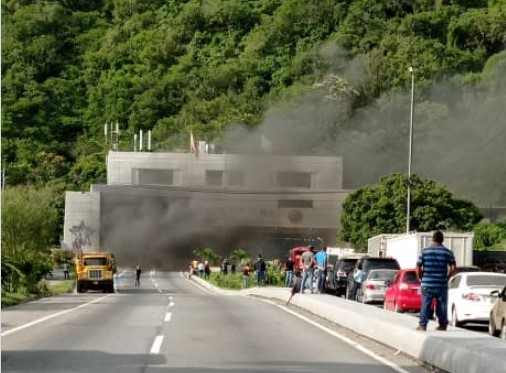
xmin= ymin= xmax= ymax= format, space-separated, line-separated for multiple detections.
xmin=473 ymin=222 xmax=506 ymax=250
xmin=229 ymin=249 xmax=251 ymax=268
xmin=193 ymin=247 xmax=220 ymax=265
xmin=339 ymin=173 xmax=482 ymax=249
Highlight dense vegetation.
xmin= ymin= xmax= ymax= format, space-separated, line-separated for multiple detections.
xmin=339 ymin=173 xmax=484 ymax=249
xmin=2 ymin=1 xmax=506 ymax=297
xmin=3 ymin=0 xmax=506 ymax=190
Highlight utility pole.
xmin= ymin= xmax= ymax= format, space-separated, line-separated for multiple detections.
xmin=406 ymin=67 xmax=415 ymax=233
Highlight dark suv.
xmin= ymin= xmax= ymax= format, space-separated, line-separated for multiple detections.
xmin=346 ymin=257 xmax=400 ymax=299
xmin=326 ymin=258 xmax=359 ymax=297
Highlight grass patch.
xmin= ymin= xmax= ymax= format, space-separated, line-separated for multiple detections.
xmin=46 ymin=280 xmax=75 ymax=295
xmin=1 ymin=292 xmax=36 ymax=308
xmin=1 ymin=280 xmax=75 ymax=308
xmin=207 ymin=273 xmax=245 ymax=290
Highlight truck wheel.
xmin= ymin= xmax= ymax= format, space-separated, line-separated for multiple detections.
xmin=76 ymin=282 xmax=84 ymax=293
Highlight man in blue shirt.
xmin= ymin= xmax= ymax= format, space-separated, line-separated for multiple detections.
xmin=416 ymin=231 xmax=457 ymax=331
xmin=314 ymin=247 xmax=328 ymax=294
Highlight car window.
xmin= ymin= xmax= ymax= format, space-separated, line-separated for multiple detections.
xmin=363 ymin=259 xmax=400 ymax=271
xmin=449 ymin=276 xmax=461 ymax=289
xmin=466 ymin=275 xmax=506 ymax=287
xmin=338 ymin=260 xmax=357 ymax=272
xmin=403 ymin=271 xmax=419 ymax=284
xmin=368 ymin=270 xmax=398 ymax=280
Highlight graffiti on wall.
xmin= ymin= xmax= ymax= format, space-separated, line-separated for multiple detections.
xmin=69 ymin=220 xmax=95 ymax=250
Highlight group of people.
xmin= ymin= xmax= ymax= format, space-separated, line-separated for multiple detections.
xmin=285 ymin=246 xmax=328 ymax=305
xmin=189 ymin=260 xmax=211 ymax=279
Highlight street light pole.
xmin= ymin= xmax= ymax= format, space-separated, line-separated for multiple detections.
xmin=406 ymin=67 xmax=415 ymax=233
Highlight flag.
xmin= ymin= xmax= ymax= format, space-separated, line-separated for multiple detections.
xmin=190 ymin=130 xmax=198 ymax=157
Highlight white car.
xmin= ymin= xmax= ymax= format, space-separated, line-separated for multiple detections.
xmin=448 ymin=272 xmax=506 ymax=327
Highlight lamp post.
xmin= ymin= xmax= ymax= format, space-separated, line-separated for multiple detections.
xmin=406 ymin=67 xmax=415 ymax=233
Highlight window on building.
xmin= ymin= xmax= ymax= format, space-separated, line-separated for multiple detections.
xmin=206 ymin=170 xmax=223 ymax=186
xmin=135 ymin=169 xmax=174 ymax=185
xmin=277 ymin=200 xmax=313 ymax=208
xmin=228 ymin=171 xmax=244 ymax=186
xmin=275 ymin=172 xmax=311 ymax=188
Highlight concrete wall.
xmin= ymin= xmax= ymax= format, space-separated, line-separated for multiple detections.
xmin=62 ymin=191 xmax=101 ymax=251
xmin=106 ymin=151 xmax=343 ymax=190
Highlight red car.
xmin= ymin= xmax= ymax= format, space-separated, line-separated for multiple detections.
xmin=384 ymin=269 xmax=422 ymax=313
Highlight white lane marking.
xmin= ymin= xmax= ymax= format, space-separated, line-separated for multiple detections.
xmin=154 ymin=282 xmax=158 ymax=287
xmin=1 ymin=295 xmax=112 ymax=337
xmin=168 ymin=296 xmax=173 ymax=301
xmin=150 ymin=335 xmax=164 ymax=354
xmin=164 ymin=312 xmax=172 ymax=322
xmin=274 ymin=302 xmax=410 ymax=373
xmin=168 ymin=302 xmax=175 ymax=308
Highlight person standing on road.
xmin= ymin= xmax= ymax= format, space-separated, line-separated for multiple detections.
xmin=242 ymin=263 xmax=251 ymax=288
xmin=204 ymin=260 xmax=211 ymax=280
xmin=300 ymin=246 xmax=316 ymax=294
xmin=349 ymin=261 xmax=364 ymax=301
xmin=62 ymin=261 xmax=70 ymax=280
xmin=197 ymin=261 xmax=205 ymax=278
xmin=416 ymin=231 xmax=457 ymax=331
xmin=314 ymin=247 xmax=328 ymax=293
xmin=254 ymin=254 xmax=266 ymax=287
xmin=283 ymin=256 xmax=295 ymax=287
xmin=135 ymin=265 xmax=142 ymax=287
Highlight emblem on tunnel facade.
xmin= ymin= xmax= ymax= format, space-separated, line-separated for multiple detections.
xmin=69 ymin=220 xmax=95 ymax=250
xmin=288 ymin=209 xmax=303 ymax=223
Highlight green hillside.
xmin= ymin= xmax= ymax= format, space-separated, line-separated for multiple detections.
xmin=2 ymin=0 xmax=506 ymax=204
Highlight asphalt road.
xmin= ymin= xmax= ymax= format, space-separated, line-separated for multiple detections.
xmin=2 ymin=271 xmax=430 ymax=373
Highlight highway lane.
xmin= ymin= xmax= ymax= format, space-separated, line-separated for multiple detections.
xmin=2 ymin=271 xmax=429 ymax=373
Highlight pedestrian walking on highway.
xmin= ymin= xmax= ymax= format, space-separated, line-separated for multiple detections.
xmin=254 ymin=254 xmax=266 ymax=286
xmin=314 ymin=247 xmax=328 ymax=293
xmin=416 ymin=231 xmax=457 ymax=331
xmin=62 ymin=261 xmax=70 ymax=280
xmin=300 ymin=246 xmax=316 ymax=294
xmin=204 ymin=261 xmax=211 ymax=280
xmin=286 ymin=271 xmax=302 ymax=305
xmin=283 ymin=256 xmax=295 ymax=287
xmin=135 ymin=265 xmax=142 ymax=287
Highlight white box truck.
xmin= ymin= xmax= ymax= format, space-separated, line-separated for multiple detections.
xmin=367 ymin=234 xmax=400 ymax=257
xmin=385 ymin=232 xmax=474 ymax=269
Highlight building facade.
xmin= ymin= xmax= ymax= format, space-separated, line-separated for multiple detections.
xmin=63 ymin=150 xmax=349 ymax=269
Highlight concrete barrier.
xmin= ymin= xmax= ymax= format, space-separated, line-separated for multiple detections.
xmin=191 ymin=277 xmax=506 ymax=373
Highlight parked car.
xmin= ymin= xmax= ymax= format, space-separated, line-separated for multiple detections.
xmin=454 ymin=266 xmax=481 ymax=275
xmin=448 ymin=272 xmax=506 ymax=327
xmin=489 ymin=284 xmax=506 ymax=339
xmin=326 ymin=258 xmax=359 ymax=297
xmin=384 ymin=269 xmax=422 ymax=313
xmin=347 ymin=257 xmax=401 ymax=299
xmin=356 ymin=269 xmax=399 ymax=304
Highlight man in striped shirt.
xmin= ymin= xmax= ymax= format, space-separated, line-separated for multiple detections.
xmin=415 ymin=231 xmax=457 ymax=331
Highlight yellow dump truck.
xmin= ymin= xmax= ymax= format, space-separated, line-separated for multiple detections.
xmin=75 ymin=251 xmax=117 ymax=293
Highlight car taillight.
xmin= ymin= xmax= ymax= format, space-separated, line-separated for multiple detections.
xmin=462 ymin=293 xmax=482 ymax=302
xmin=366 ymin=284 xmax=375 ymax=290
xmin=399 ymin=283 xmax=409 ymax=291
